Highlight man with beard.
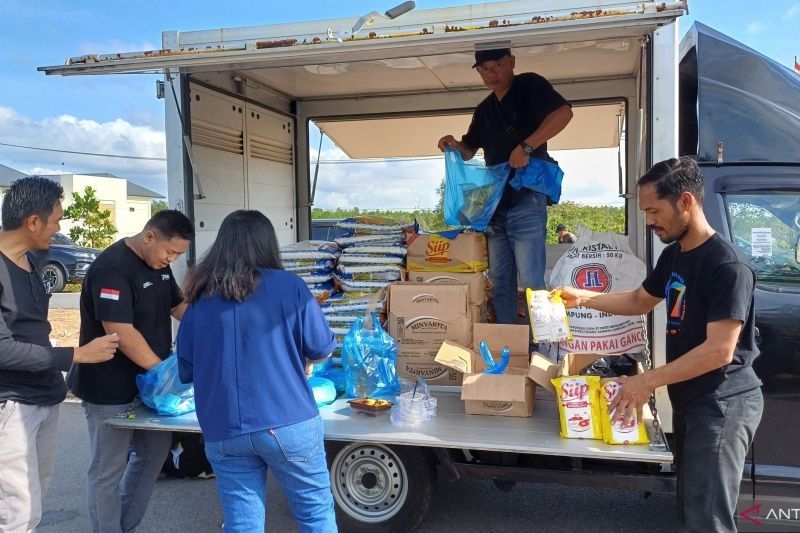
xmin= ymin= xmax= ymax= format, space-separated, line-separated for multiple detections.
xmin=558 ymin=157 xmax=763 ymax=532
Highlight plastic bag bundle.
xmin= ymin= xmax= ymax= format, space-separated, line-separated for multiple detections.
xmin=338 ymin=254 xmax=404 ymax=266
xmin=316 ymin=366 xmax=346 ymax=395
xmin=342 ymin=244 xmax=407 ymax=257
xmin=335 ymin=234 xmax=406 ymax=248
xmin=321 ymin=292 xmax=384 ymax=315
xmin=443 ymin=148 xmax=509 ymax=231
xmin=283 ymin=259 xmax=335 ymax=273
xmin=526 ymin=289 xmax=572 ymax=344
xmin=279 ymin=240 xmax=341 ymax=261
xmin=579 ymin=354 xmax=639 ymax=378
xmin=600 ymin=380 xmax=650 ymax=445
xmin=281 ymin=241 xmax=341 ymax=303
xmin=336 ymin=264 xmax=402 ymax=280
xmin=342 ymin=313 xmax=400 ymax=398
xmin=335 ymin=215 xmax=415 ymax=237
xmin=551 ymin=375 xmax=603 ymax=440
xmin=136 ymin=354 xmax=195 ymax=416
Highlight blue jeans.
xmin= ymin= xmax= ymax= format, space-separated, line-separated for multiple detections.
xmin=487 ymin=188 xmax=548 ymax=324
xmin=204 ymin=415 xmax=337 ymax=533
xmin=673 ymin=388 xmax=763 ymax=533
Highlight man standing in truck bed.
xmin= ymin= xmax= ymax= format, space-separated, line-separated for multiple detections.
xmin=437 ymin=48 xmax=573 ymax=325
xmin=560 ymin=157 xmax=763 ymax=532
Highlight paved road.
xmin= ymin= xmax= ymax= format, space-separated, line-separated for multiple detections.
xmin=42 ymin=402 xmax=680 ymax=532
xmin=49 ymin=292 xmax=80 ymax=309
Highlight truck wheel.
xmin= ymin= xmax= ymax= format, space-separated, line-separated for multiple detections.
xmin=41 ymin=263 xmax=66 ymax=293
xmin=327 ymin=442 xmax=435 ymax=533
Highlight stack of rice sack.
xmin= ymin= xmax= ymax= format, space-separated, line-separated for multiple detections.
xmin=279 ymin=241 xmax=340 ymax=303
xmin=333 ymin=215 xmax=413 ymax=296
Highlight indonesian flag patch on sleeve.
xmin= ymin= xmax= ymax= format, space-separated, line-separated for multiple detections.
xmin=100 ymin=288 xmax=121 ymax=301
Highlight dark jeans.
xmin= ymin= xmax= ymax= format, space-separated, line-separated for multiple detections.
xmin=673 ymin=388 xmax=763 ymax=533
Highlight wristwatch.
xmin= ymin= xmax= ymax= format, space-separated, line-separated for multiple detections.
xmin=520 ymin=142 xmax=534 ymax=155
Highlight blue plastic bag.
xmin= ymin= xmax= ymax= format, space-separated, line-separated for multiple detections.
xmin=342 ymin=313 xmax=400 ymax=398
xmin=443 ymin=148 xmax=509 ymax=231
xmin=136 ymin=354 xmax=195 ymax=416
xmin=309 ymin=376 xmax=337 ymax=406
xmin=478 ymin=341 xmax=510 ymax=375
xmin=508 ymin=157 xmax=565 ymax=204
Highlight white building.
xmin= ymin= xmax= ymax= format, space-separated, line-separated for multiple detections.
xmin=0 ymin=165 xmax=164 ymax=240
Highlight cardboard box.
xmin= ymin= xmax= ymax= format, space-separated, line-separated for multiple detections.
xmin=388 ymin=312 xmax=472 ymax=348
xmin=472 ymin=323 xmax=530 ymax=371
xmin=397 ymin=351 xmax=463 ymax=385
xmin=388 ymin=282 xmax=469 ymax=316
xmin=387 ymin=283 xmax=471 ymax=348
xmin=407 ymin=271 xmax=487 ymax=306
xmin=469 ymin=303 xmax=488 ymax=324
xmin=434 ymin=338 xmax=534 ymax=418
xmin=462 ymin=367 xmax=533 ymax=417
xmin=407 ymin=232 xmax=488 ymax=272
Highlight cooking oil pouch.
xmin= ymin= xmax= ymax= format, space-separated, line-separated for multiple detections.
xmin=527 ymin=288 xmax=572 ymax=343
xmin=600 ymin=380 xmax=650 ymax=445
xmin=551 ymin=375 xmax=602 ymax=440
xmin=443 ymin=148 xmax=508 ymax=231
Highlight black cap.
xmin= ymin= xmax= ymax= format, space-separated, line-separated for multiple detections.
xmin=472 ymin=48 xmax=511 ymax=68
xmin=556 ymin=224 xmax=567 ymax=233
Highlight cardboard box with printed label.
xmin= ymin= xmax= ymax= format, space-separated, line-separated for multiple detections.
xmin=407 ymin=271 xmax=489 ymax=323
xmin=396 ymin=347 xmax=463 ymax=386
xmin=434 ymin=337 xmax=535 ymax=418
xmin=407 ymin=232 xmax=488 ymax=272
xmin=387 ymin=283 xmax=472 ymax=348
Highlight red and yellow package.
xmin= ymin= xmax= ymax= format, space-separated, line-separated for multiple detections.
xmin=551 ymin=375 xmax=603 ymax=440
xmin=600 ymin=380 xmax=650 ymax=445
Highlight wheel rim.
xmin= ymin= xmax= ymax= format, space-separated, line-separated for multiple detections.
xmin=42 ymin=268 xmax=57 ymax=290
xmin=330 ymin=443 xmax=408 ymax=524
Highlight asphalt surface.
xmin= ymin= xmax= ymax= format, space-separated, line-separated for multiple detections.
xmin=49 ymin=292 xmax=80 ymax=309
xmin=41 ymin=402 xmax=681 ymax=532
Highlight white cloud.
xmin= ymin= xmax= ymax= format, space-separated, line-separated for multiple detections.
xmin=745 ymin=21 xmax=766 ymax=35
xmin=0 ymin=106 xmax=166 ymax=194
xmin=1 ymin=106 xmax=623 ymax=213
xmin=783 ymin=4 xmax=799 ymax=18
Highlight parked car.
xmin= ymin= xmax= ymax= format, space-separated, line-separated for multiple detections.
xmin=40 ymin=232 xmax=100 ymax=293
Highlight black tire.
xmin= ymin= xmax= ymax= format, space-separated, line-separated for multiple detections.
xmin=41 ymin=263 xmax=66 ymax=293
xmin=326 ymin=442 xmax=436 ymax=533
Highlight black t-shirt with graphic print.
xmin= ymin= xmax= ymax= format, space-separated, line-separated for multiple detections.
xmin=642 ymin=234 xmax=762 ymax=412
xmin=68 ymin=239 xmax=182 ymax=405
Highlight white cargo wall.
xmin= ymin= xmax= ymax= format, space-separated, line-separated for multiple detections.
xmin=244 ymin=102 xmax=296 ymax=246
xmin=189 ymin=83 xmax=296 ymax=259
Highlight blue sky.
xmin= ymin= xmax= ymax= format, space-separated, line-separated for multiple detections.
xmin=0 ymin=1 xmax=797 ymax=206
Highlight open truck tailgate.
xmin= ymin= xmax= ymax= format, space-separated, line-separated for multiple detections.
xmin=107 ymin=388 xmax=672 ymax=464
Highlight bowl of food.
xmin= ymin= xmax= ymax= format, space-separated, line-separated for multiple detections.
xmin=348 ymin=398 xmax=393 ymax=416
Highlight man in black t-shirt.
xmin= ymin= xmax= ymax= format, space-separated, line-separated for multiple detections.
xmin=559 ymin=158 xmax=763 ymax=532
xmin=437 ymin=48 xmax=573 ymax=324
xmin=68 ymin=210 xmax=194 ymax=533
xmin=0 ymin=177 xmax=117 ymax=532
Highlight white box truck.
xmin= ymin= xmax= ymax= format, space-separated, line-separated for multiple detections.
xmin=40 ymin=1 xmax=800 ymax=530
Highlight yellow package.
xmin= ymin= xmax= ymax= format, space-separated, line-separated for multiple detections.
xmin=526 ymin=289 xmax=572 ymax=344
xmin=600 ymin=380 xmax=650 ymax=445
xmin=551 ymin=375 xmax=603 ymax=440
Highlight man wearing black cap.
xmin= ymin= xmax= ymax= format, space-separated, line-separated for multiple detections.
xmin=437 ymin=48 xmax=573 ymax=324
